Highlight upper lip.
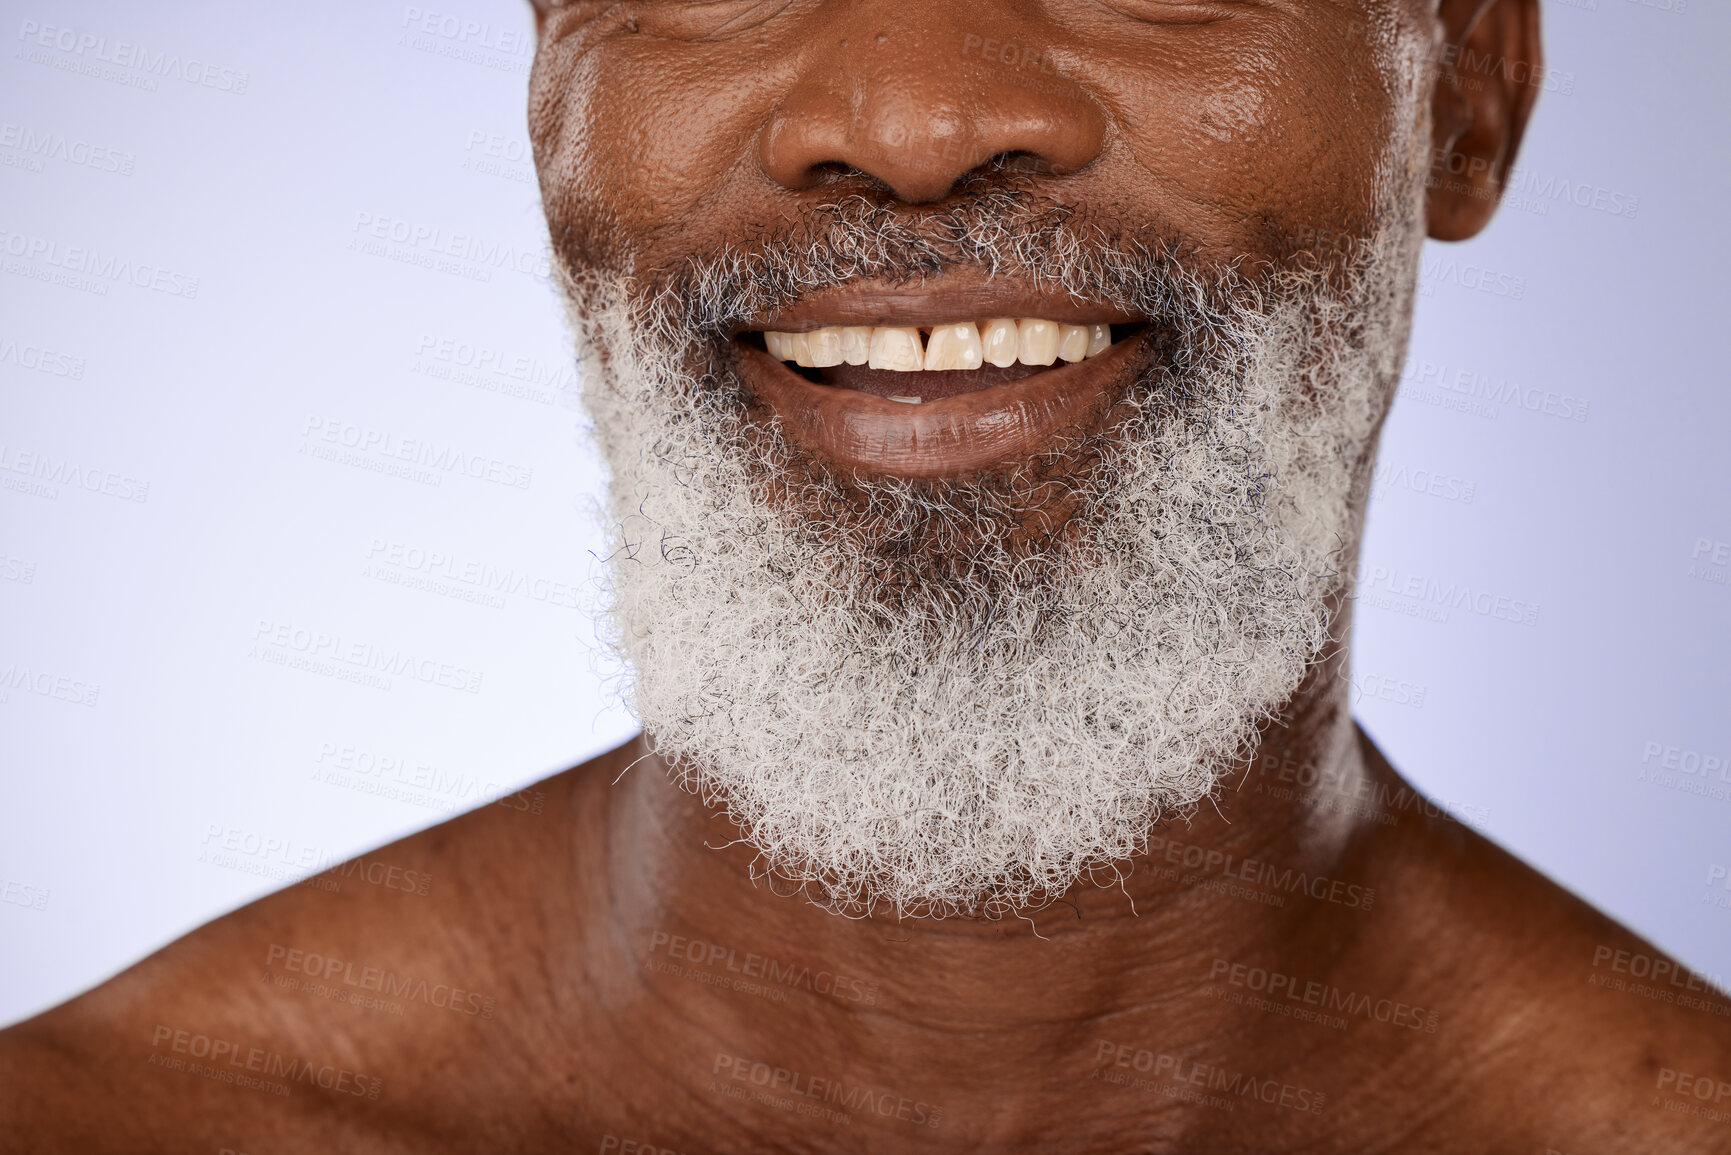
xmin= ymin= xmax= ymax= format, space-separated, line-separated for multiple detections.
xmin=738 ymin=274 xmax=1144 ymax=332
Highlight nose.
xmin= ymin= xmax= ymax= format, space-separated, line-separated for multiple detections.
xmin=759 ymin=22 xmax=1108 ymax=204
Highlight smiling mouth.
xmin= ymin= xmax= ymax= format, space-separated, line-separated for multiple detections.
xmin=745 ymin=318 xmax=1142 ymax=404
xmin=733 ymin=300 xmax=1150 ymax=480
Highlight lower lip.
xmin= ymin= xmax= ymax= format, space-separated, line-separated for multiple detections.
xmin=735 ymin=335 xmax=1148 ymax=480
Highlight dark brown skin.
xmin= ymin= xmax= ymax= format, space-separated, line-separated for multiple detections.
xmin=6 ymin=0 xmax=1729 ymax=1151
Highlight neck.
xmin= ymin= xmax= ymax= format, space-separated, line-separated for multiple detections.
xmin=590 ymin=638 xmax=1406 ymax=1146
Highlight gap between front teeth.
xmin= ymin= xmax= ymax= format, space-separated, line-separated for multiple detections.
xmin=763 ymin=320 xmax=1112 ymax=372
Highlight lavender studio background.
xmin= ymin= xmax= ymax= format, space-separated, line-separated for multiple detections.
xmin=1 ymin=0 xmax=1725 ymax=1026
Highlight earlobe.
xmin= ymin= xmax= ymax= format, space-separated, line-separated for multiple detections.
xmin=1425 ymin=0 xmax=1544 ymax=242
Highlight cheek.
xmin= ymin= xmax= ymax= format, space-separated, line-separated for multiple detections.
xmin=535 ymin=39 xmax=787 ymax=264
xmin=1095 ymin=41 xmax=1400 ymax=251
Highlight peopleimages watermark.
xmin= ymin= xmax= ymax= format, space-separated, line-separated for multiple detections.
xmin=312 ymin=740 xmax=547 ymax=817
xmin=1641 ymin=742 xmax=1730 ymax=778
xmin=0 ymin=443 xmax=147 ymax=503
xmin=1252 ymin=748 xmax=1492 ymax=831
xmin=1637 ymin=739 xmax=1731 ymax=805
xmin=301 ymin=416 xmax=534 ymax=491
xmin=1091 ymin=1040 xmax=1327 ymax=1115
xmin=0 ymin=333 xmax=86 ymax=379
xmin=1417 ymin=252 xmax=1526 ymax=300
xmin=460 ymin=129 xmax=533 ymax=185
xmin=1502 ymin=164 xmax=1639 ymax=220
xmin=0 ymin=877 xmax=50 ymax=912
xmin=1342 ymin=19 xmax=1576 ymax=92
xmin=198 ymin=822 xmax=434 ymax=897
xmin=14 ymin=18 xmax=250 ymax=94
xmin=148 ymin=1024 xmax=380 ymax=1100
xmin=1352 ymin=564 xmax=1541 ymax=628
xmin=1654 ymin=1067 xmax=1731 ymax=1126
xmin=1206 ymin=958 xmax=1441 ymax=1033
xmin=711 ymin=1053 xmax=942 ymax=1129
xmin=1702 ymin=865 xmax=1731 ymax=913
xmin=1399 ymin=357 xmax=1590 ymax=424
xmin=348 ymin=211 xmax=549 ymax=283
xmin=398 ymin=6 xmax=531 ymax=76
xmin=1344 ymin=670 xmax=1428 ymax=712
xmin=400 ymin=7 xmax=531 ymax=54
xmin=0 ymin=226 xmax=200 ymax=298
xmin=0 ymin=661 xmax=101 ymax=707
xmin=1144 ymin=831 xmax=1376 ymax=911
xmin=1369 ymin=459 xmax=1477 ymax=505
xmin=960 ymin=33 xmax=1065 ymax=77
xmin=1424 ymin=149 xmax=1637 ymax=221
xmin=0 ymin=121 xmax=134 ymax=176
xmin=249 ymin=618 xmax=485 ymax=696
xmin=599 ymin=1136 xmax=688 ymax=1155
xmin=364 ymin=537 xmax=580 ymax=611
xmin=949 ymin=33 xmax=1087 ymax=119
xmin=648 ymin=931 xmax=879 ymax=1007
xmin=263 ymin=944 xmax=496 ymax=1020
xmin=411 ymin=332 xmax=576 ymax=407
xmin=1689 ymin=536 xmax=1731 ymax=589
xmin=0 ymin=552 xmax=35 ymax=585
xmin=1620 ymin=0 xmax=1688 ymax=15
xmin=1587 ymin=945 xmax=1731 ymax=1019
xmin=1436 ymin=42 xmax=1575 ymax=95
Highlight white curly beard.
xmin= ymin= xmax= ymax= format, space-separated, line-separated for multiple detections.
xmin=560 ymin=199 xmax=1418 ymax=918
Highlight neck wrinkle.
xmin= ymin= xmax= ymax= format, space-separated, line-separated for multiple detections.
xmin=600 ymin=644 xmax=1375 ymax=1052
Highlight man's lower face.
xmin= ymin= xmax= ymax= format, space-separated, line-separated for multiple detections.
xmin=564 ymin=197 xmax=1411 ymax=917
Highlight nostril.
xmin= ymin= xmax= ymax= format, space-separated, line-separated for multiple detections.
xmin=979 ymin=150 xmax=1053 ymax=178
xmin=805 ymin=160 xmax=879 ymax=190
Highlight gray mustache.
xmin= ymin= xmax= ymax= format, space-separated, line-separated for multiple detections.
xmin=636 ymin=192 xmax=1243 ymax=341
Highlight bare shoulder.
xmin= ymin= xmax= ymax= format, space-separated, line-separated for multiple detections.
xmin=0 ymin=736 xmax=639 ymax=1153
xmin=1353 ymin=733 xmax=1731 ymax=1152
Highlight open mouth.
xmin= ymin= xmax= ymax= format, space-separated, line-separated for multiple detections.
xmin=727 ymin=281 xmax=1153 ymax=480
xmin=741 ymin=319 xmax=1147 ymax=404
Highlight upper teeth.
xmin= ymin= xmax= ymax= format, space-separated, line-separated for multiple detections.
xmin=763 ymin=320 xmax=1113 ymax=372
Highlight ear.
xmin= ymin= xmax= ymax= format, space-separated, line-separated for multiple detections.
xmin=1426 ymin=0 xmax=1544 ymax=241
